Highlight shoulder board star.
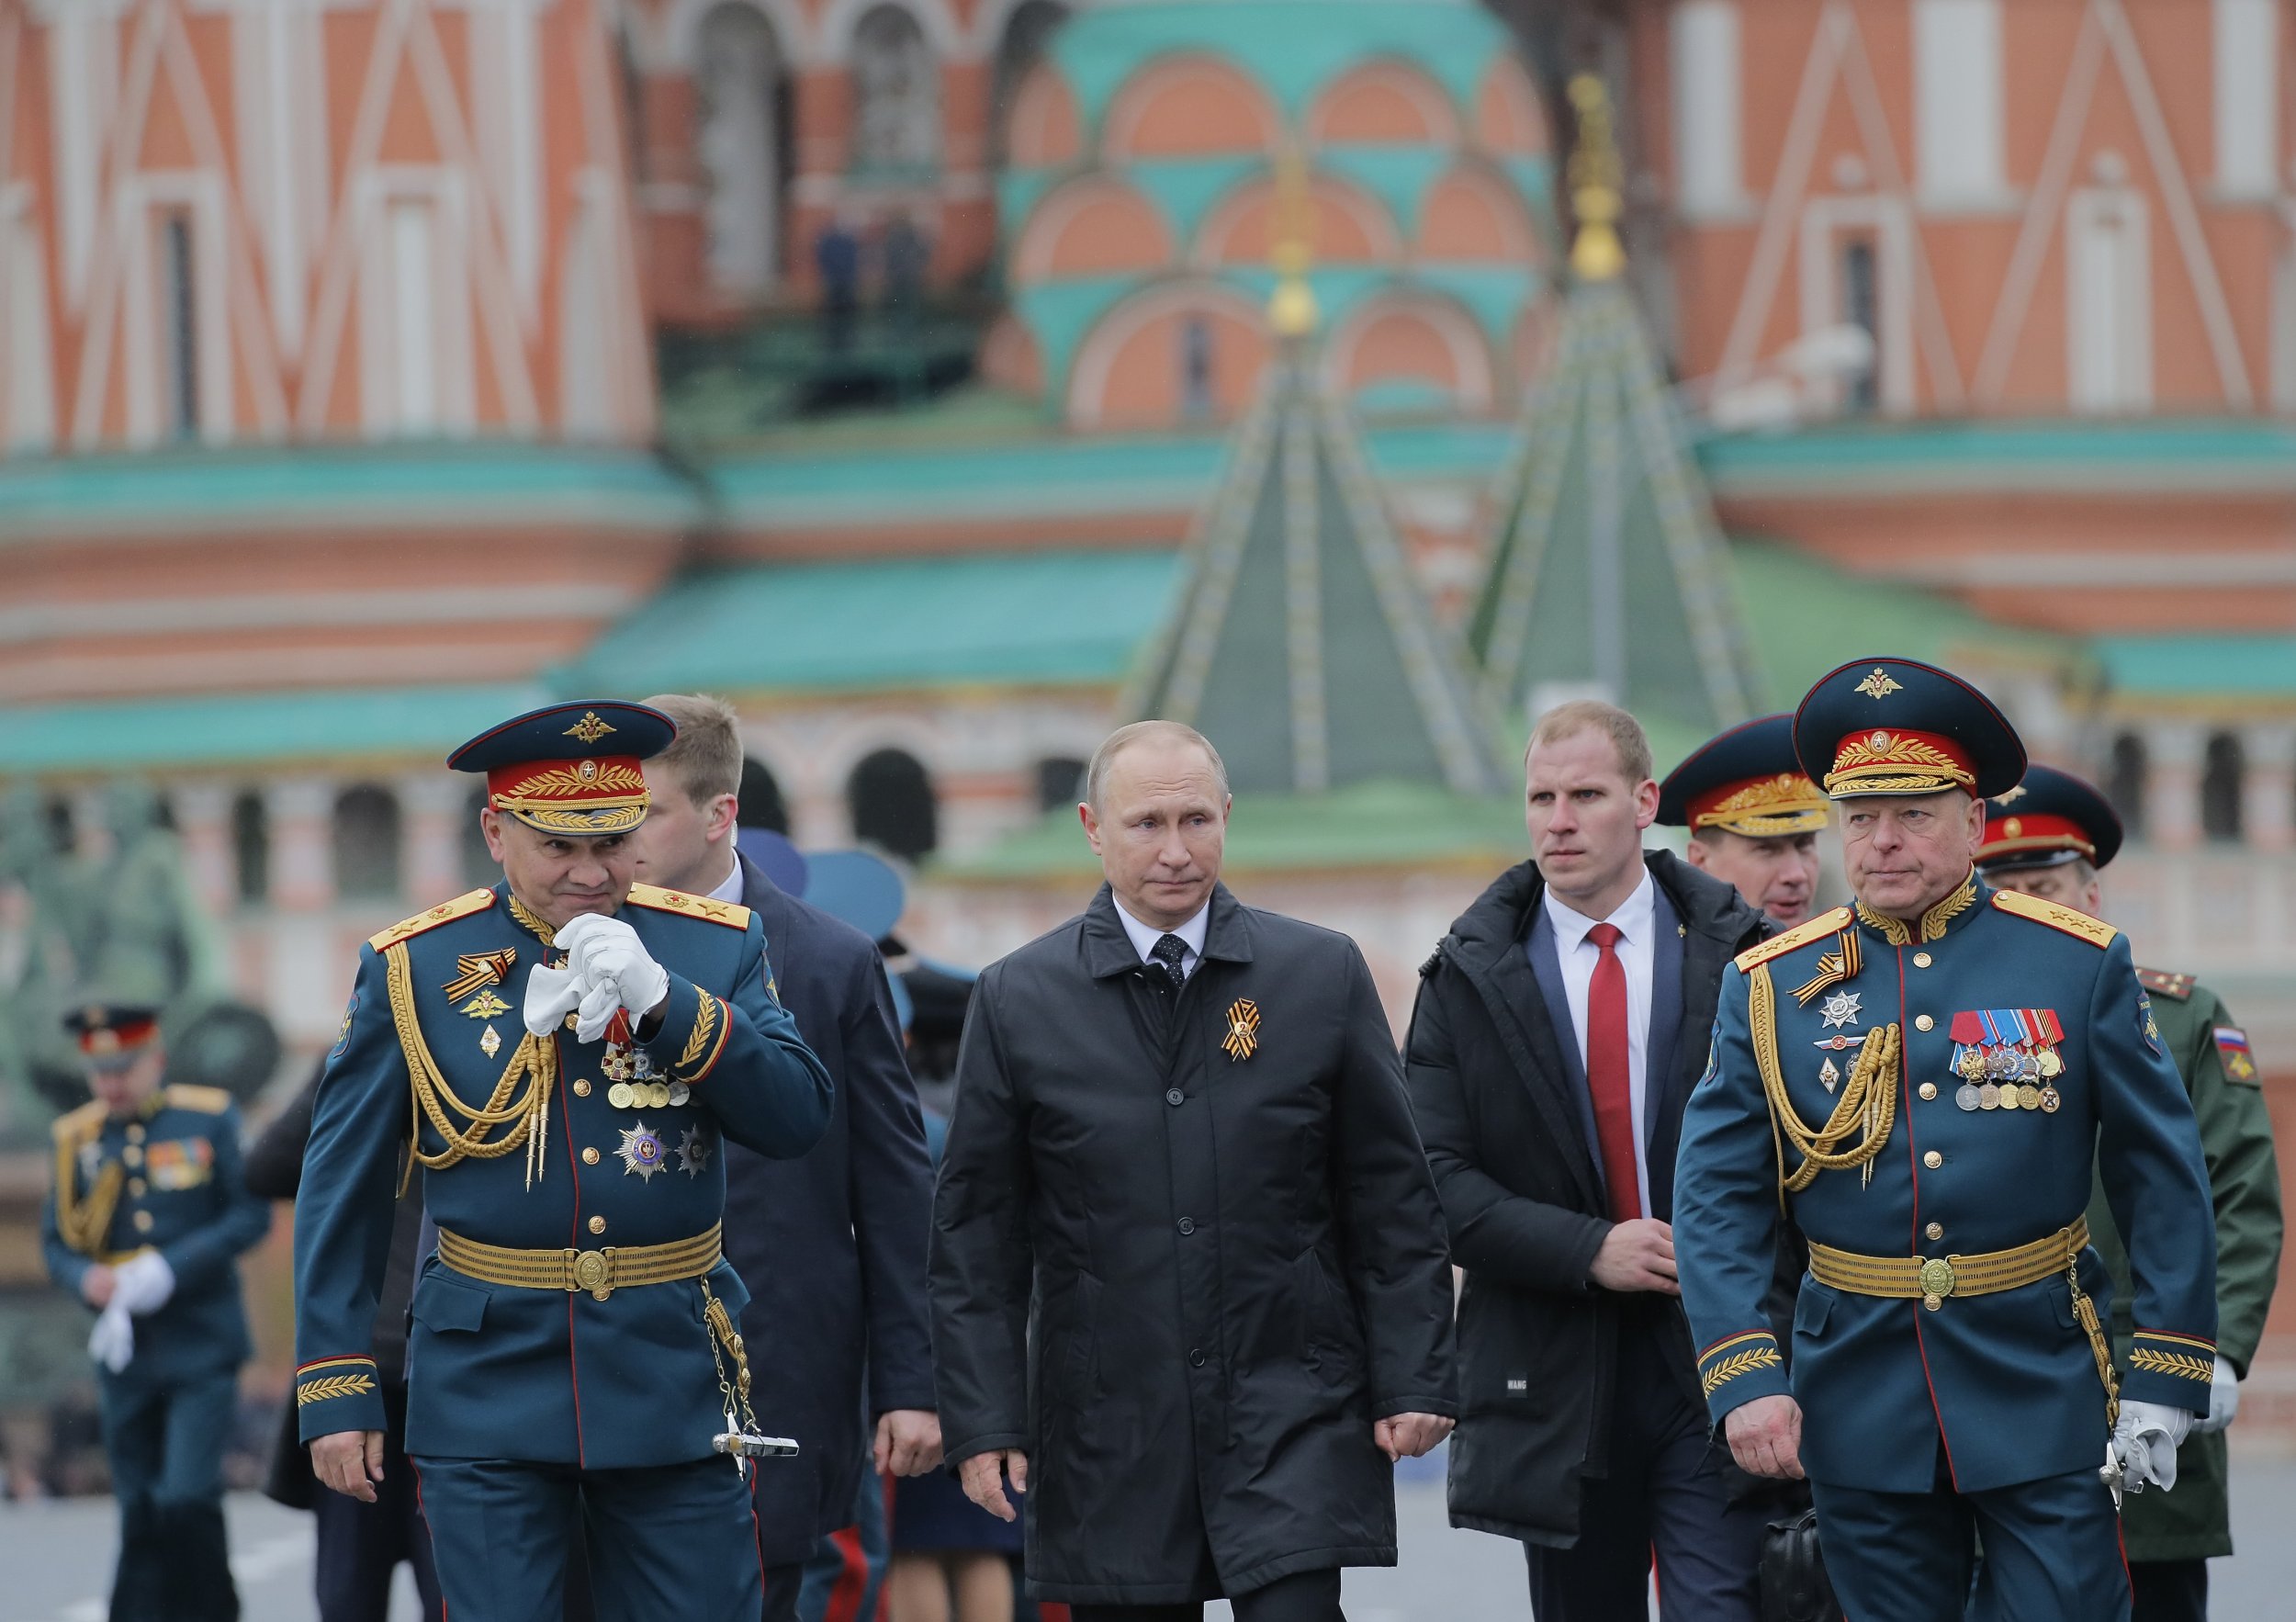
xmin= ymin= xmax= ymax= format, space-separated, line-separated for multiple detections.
xmin=160 ymin=1084 xmax=234 ymax=1114
xmin=369 ymin=888 xmax=498 ymax=952
xmin=2136 ymin=967 xmax=2196 ymax=1001
xmin=625 ymin=884 xmax=751 ymax=930
xmin=1991 ymin=889 xmax=2118 ymax=949
xmin=1734 ymin=906 xmax=1854 ymax=973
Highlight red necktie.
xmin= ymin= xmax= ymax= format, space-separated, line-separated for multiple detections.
xmin=1584 ymin=922 xmax=1641 ymax=1223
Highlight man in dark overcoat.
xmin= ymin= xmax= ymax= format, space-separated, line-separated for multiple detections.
xmin=1404 ymin=701 xmax=1771 ymax=1620
xmin=931 ymin=720 xmax=1458 ymax=1622
xmin=633 ymin=694 xmax=940 ymax=1622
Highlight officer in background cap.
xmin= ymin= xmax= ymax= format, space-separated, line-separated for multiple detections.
xmin=292 ymin=701 xmax=834 ymax=1620
xmin=1980 ymin=767 xmax=2282 ymax=1622
xmin=42 ymin=1003 xmax=269 ymax=1621
xmin=1660 ymin=715 xmax=1829 ymax=928
xmin=1675 ymin=659 xmax=2217 ymax=1621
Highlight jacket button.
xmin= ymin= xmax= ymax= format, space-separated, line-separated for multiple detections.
xmin=1915 ymin=1014 xmax=1935 ymax=1032
xmin=1919 ymin=1083 xmax=1937 ymax=1101
xmin=1923 ymin=1151 xmax=1942 ymax=1169
xmin=129 ymin=1179 xmax=147 ymax=1197
xmin=125 ymin=1124 xmax=146 ymax=1144
xmin=588 ymin=1215 xmax=607 ymax=1235
xmin=1913 ymin=952 xmax=1932 ymax=968
xmin=1188 ymin=1348 xmax=1206 ymax=1368
xmin=573 ymin=1079 xmax=592 ymax=1098
xmin=1165 ymin=1088 xmax=1185 ymax=1107
xmin=133 ymin=1211 xmax=153 ymax=1233
xmin=1927 ymin=1222 xmax=1943 ymax=1241
xmin=1177 ymin=1218 xmax=1195 ymax=1235
xmin=582 ymin=1148 xmax=601 ymax=1166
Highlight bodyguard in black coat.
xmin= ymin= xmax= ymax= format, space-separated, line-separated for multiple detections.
xmin=932 ymin=722 xmax=1458 ymax=1622
xmin=1404 ymin=705 xmax=1771 ymax=1621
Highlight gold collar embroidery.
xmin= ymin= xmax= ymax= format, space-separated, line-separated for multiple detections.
xmin=506 ymin=893 xmax=557 ymax=948
xmin=1856 ymin=872 xmax=1978 ymax=946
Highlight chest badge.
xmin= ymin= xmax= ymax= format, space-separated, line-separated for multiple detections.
xmin=444 ymin=951 xmax=518 ymax=1005
xmin=616 ymin=1122 xmax=668 ymax=1181
xmin=679 ymin=1125 xmax=713 ymax=1177
xmin=1818 ymin=992 xmax=1863 ymax=1031
xmin=479 ymin=1024 xmax=501 ymax=1060
xmin=1222 ymin=999 xmax=1260 ymax=1062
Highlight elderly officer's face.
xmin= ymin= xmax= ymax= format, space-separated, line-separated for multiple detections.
xmin=1525 ymin=727 xmax=1659 ymax=917
xmin=1986 ymin=861 xmax=2105 ymax=918
xmin=1080 ymin=738 xmax=1230 ymax=931
xmin=88 ymin=1045 xmax=164 ymax=1118
xmin=1839 ymin=791 xmax=1986 ymax=918
xmin=1686 ymin=830 xmax=1823 ymax=927
xmin=481 ymin=808 xmax=639 ymax=930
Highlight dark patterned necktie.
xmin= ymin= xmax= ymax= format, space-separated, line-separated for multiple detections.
xmin=1149 ymin=933 xmax=1189 ymax=992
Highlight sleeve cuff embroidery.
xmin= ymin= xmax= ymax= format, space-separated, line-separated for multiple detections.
xmin=2128 ymin=1329 xmax=2217 ymax=1388
xmin=671 ymin=989 xmax=731 ymax=1085
xmin=295 ymin=1355 xmax=379 ymax=1407
xmin=1698 ymin=1330 xmax=1785 ymax=1398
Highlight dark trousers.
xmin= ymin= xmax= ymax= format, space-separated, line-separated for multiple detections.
xmin=414 ymin=1454 xmax=763 ymax=1622
xmin=1525 ymin=1320 xmax=1765 ymax=1622
xmin=2129 ymin=1559 xmax=2207 ymax=1622
xmin=1072 ymin=1567 xmax=1344 ymax=1622
xmin=312 ymin=1384 xmax=443 ymax=1622
xmin=99 ymin=1368 xmax=240 ymax=1622
xmin=1810 ymin=1461 xmax=2130 ymax=1621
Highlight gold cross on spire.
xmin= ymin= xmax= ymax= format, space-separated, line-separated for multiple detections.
xmin=1566 ymin=73 xmax=1626 ymax=284
xmin=1266 ymin=141 xmax=1319 ymax=339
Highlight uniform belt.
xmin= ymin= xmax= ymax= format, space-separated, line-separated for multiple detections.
xmin=1807 ymin=1219 xmax=2088 ymax=1304
xmin=435 ymin=1222 xmax=722 ymax=1301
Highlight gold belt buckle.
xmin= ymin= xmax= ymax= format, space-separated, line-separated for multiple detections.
xmin=1919 ymin=1256 xmax=1956 ymax=1310
xmin=572 ymin=1248 xmax=613 ymax=1301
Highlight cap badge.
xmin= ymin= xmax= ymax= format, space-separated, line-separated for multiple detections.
xmin=1856 ymin=668 xmax=1903 ymax=700
xmin=566 ymin=712 xmax=616 ymax=744
xmin=2004 ymin=817 xmax=2022 ymax=838
xmin=577 ymin=760 xmax=598 ymax=782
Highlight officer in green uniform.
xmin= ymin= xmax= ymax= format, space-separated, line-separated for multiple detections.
xmin=41 ymin=1003 xmax=271 ymax=1622
xmin=293 ymin=701 xmax=835 ymax=1620
xmin=1978 ymin=766 xmax=2282 ymax=1622
xmin=1675 ymin=658 xmax=2219 ymax=1622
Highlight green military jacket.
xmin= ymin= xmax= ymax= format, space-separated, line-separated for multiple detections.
xmin=2088 ymin=968 xmax=2282 ymax=1560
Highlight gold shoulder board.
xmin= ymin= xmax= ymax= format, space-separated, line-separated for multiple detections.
xmin=161 ymin=1084 xmax=233 ymax=1114
xmin=1734 ymin=907 xmax=1855 ymax=973
xmin=2136 ymin=967 xmax=2196 ymax=1001
xmin=1992 ymin=889 xmax=2118 ymax=949
xmin=368 ymin=888 xmax=498 ymax=952
xmin=625 ymin=884 xmax=752 ymax=930
xmin=51 ymin=1099 xmax=106 ymax=1144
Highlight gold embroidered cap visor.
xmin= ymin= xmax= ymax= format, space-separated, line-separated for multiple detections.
xmin=1657 ymin=715 xmax=1831 ymax=837
xmin=446 ymin=701 xmax=679 ymax=835
xmin=1791 ymin=658 xmax=2027 ymax=802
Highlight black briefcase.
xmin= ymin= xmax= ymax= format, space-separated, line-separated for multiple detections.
xmin=1759 ymin=1506 xmax=1838 ymax=1622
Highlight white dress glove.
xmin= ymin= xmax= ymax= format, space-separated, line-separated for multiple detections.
xmin=523 ymin=961 xmax=582 ymax=1038
xmin=2110 ymin=1399 xmax=2195 ymax=1492
xmin=88 ymin=1301 xmax=134 ymax=1373
xmin=2195 ymin=1355 xmax=2240 ymax=1435
xmin=553 ymin=914 xmax=670 ymax=1039
xmin=111 ymin=1251 xmax=175 ymax=1315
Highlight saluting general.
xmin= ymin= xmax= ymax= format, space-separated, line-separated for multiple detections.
xmin=931 ymin=720 xmax=1458 ymax=1622
xmin=1675 ymin=659 xmax=2219 ymax=1621
xmin=293 ymin=701 xmax=834 ymax=1621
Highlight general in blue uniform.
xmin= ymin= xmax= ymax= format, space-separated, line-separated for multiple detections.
xmin=292 ymin=701 xmax=834 ymax=1622
xmin=1674 ymin=659 xmax=2218 ymax=1621
xmin=41 ymin=1003 xmax=272 ymax=1622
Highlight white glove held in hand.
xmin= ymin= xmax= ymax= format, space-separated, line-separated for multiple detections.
xmin=112 ymin=1251 xmax=175 ymax=1315
xmin=523 ymin=963 xmax=582 ymax=1038
xmin=553 ymin=915 xmax=670 ymax=1035
xmin=2196 ymin=1355 xmax=2240 ymax=1435
xmin=2110 ymin=1400 xmax=2194 ymax=1492
xmin=88 ymin=1301 xmax=134 ymax=1373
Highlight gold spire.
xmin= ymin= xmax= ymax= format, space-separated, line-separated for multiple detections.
xmin=1566 ymin=73 xmax=1625 ymax=283
xmin=1267 ymin=142 xmax=1319 ymax=338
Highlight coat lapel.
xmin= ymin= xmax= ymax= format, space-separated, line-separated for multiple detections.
xmin=1466 ymin=913 xmax=1605 ymax=1210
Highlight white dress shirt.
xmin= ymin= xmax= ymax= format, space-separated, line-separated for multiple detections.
xmin=1540 ymin=869 xmax=1656 ymax=1220
xmin=1112 ymin=896 xmax=1210 ymax=981
xmin=705 ymin=851 xmax=746 ymax=906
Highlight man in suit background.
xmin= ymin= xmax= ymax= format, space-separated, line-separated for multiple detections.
xmin=633 ymin=693 xmax=941 ymax=1622
xmin=1405 ymin=701 xmax=1769 ymax=1620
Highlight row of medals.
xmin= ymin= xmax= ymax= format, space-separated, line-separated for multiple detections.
xmin=602 ymin=1043 xmax=688 ymax=1113
xmin=1951 ymin=1043 xmax=2062 ymax=1114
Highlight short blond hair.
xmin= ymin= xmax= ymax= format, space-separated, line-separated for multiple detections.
xmin=642 ymin=693 xmax=744 ymax=805
xmin=1086 ymin=720 xmax=1230 ymax=812
xmin=1525 ymin=700 xmax=1654 ymax=784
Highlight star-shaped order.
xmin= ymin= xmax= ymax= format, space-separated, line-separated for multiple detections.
xmin=679 ymin=1125 xmax=713 ymax=1179
xmin=1819 ymin=991 xmax=1863 ymax=1031
xmin=617 ymin=1121 xmax=666 ymax=1181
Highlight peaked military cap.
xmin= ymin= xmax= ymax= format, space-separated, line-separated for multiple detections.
xmin=448 ymin=701 xmax=676 ymax=836
xmin=1793 ymin=657 xmax=2026 ymax=800
xmin=64 ymin=1002 xmax=163 ymax=1064
xmin=1978 ymin=764 xmax=2123 ymax=873
xmin=1657 ymin=715 xmax=1829 ymax=838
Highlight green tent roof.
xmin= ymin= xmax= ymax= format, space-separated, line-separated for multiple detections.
xmin=2096 ymin=635 xmax=2296 ymax=699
